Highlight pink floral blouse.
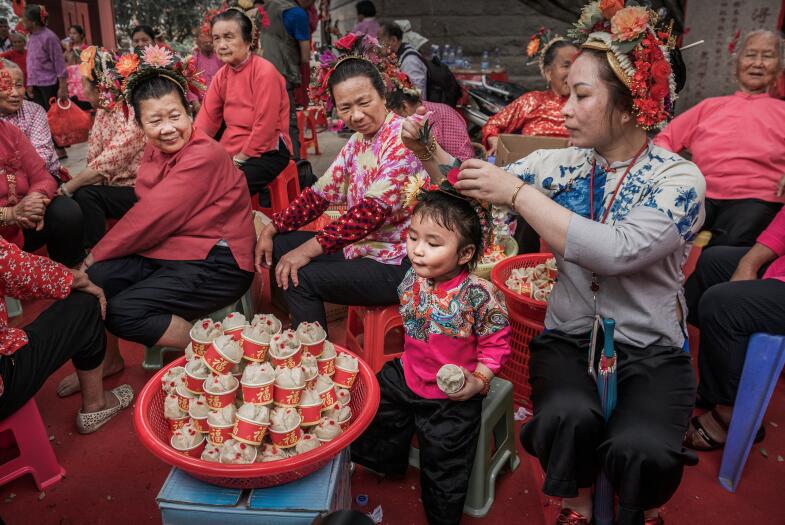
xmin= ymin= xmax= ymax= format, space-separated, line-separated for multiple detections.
xmin=312 ymin=112 xmax=427 ymax=264
xmin=86 ymin=107 xmax=146 ymax=186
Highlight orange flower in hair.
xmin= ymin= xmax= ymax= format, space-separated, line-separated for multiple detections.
xmin=526 ymin=37 xmax=541 ymax=58
xmin=115 ymin=53 xmax=140 ymax=78
xmin=610 ymin=6 xmax=649 ymax=41
xmin=599 ymin=0 xmax=624 ymax=19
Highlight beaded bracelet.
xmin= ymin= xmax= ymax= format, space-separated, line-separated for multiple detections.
xmin=472 ymin=370 xmax=492 ymax=396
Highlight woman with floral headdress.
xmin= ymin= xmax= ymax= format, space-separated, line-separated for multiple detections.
xmin=195 ymin=7 xmax=292 ymax=207
xmin=57 ymin=46 xmax=147 ymax=251
xmin=254 ymin=33 xmax=428 ymax=331
xmin=481 ymin=29 xmax=579 ymax=157
xmin=56 ymin=46 xmax=256 ymax=397
xmin=403 ymin=2 xmax=704 ymax=523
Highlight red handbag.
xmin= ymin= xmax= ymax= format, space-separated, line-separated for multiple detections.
xmin=46 ymin=97 xmax=92 ymax=147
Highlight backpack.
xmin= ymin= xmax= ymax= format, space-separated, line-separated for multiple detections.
xmin=400 ymin=46 xmax=462 ymax=108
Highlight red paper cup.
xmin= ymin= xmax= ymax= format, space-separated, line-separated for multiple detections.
xmin=190 ymin=413 xmax=209 ymax=434
xmin=270 ymin=349 xmax=302 ymax=369
xmin=232 ymin=415 xmax=269 ymax=446
xmin=304 ymin=370 xmax=318 ymax=390
xmin=318 ymin=384 xmax=337 ymax=411
xmin=547 ymin=268 xmax=558 ymax=280
xmin=189 ymin=336 xmax=212 ymax=358
xmin=241 ymin=333 xmax=271 ymax=362
xmin=241 ymin=378 xmax=274 ymax=405
xmin=170 ymin=434 xmax=207 ymax=458
xmin=273 ymin=385 xmax=304 ymax=407
xmin=269 ymin=420 xmax=303 ymax=449
xmin=333 ymin=365 xmax=359 ymax=389
xmin=176 ymin=386 xmax=197 ymax=413
xmin=184 ymin=368 xmax=208 ymax=395
xmin=167 ymin=415 xmax=190 ymax=433
xmin=203 ymin=380 xmax=239 ymax=410
xmin=316 ymin=355 xmax=336 ymax=376
xmin=207 ymin=422 xmax=234 ymax=445
xmin=204 ymin=339 xmax=242 ymax=376
xmin=301 ymin=335 xmax=326 ymax=358
xmin=298 ymin=402 xmax=322 ymax=426
xmin=338 ymin=413 xmax=352 ymax=431
xmin=223 ymin=324 xmax=247 ymax=341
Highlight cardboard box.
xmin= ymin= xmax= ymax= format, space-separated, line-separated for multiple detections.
xmin=494 ymin=134 xmax=569 ymax=166
xmin=156 ymin=450 xmax=350 ymax=525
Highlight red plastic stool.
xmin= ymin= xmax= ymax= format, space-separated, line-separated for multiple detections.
xmin=256 ymin=160 xmax=301 ymax=217
xmin=297 ymin=108 xmax=321 ymax=160
xmin=0 ymin=399 xmax=66 ymax=490
xmin=345 ymin=305 xmax=404 ymax=373
xmin=255 ymin=162 xmax=301 ymax=307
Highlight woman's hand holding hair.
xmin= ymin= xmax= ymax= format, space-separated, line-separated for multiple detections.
xmin=453 ymin=158 xmax=522 ymax=206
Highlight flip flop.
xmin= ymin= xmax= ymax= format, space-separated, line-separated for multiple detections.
xmin=76 ymin=384 xmax=134 ymax=434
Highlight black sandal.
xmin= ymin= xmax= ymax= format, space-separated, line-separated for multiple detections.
xmin=685 ymin=409 xmax=765 ymax=451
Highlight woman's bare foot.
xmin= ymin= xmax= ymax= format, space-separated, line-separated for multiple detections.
xmin=82 ymin=389 xmax=121 ymax=414
xmin=57 ymin=357 xmax=125 ymax=398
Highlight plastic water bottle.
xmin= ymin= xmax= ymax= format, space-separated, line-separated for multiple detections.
xmin=481 ymin=50 xmax=490 ymax=72
xmin=456 ymin=46 xmax=464 ymax=68
xmin=447 ymin=47 xmax=456 ymax=67
xmin=443 ymin=44 xmax=452 ymax=66
xmin=431 ymin=44 xmax=441 ymax=61
xmin=494 ymin=47 xmax=502 ymax=70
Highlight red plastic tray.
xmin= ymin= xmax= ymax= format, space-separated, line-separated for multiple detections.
xmin=133 ymin=346 xmax=379 ymax=489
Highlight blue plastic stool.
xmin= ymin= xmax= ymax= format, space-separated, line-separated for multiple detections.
xmin=719 ymin=333 xmax=785 ymax=492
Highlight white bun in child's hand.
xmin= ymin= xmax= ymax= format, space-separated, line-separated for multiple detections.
xmin=436 ymin=364 xmax=465 ymax=395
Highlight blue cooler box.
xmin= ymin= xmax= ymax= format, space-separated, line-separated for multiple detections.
xmin=156 ymin=450 xmax=350 ymax=525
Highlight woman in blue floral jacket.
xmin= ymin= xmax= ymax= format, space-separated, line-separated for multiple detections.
xmin=402 ymin=6 xmax=706 ymax=525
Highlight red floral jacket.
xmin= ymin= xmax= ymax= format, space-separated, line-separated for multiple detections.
xmin=0 ymin=238 xmax=73 ymax=397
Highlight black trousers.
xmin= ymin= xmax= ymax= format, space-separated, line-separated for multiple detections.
xmin=0 ymin=292 xmax=106 ymax=420
xmin=704 ymin=198 xmax=783 ymax=248
xmin=87 ymin=246 xmax=253 ymax=346
xmin=23 ymin=195 xmax=84 ymax=267
xmin=272 ymin=231 xmax=410 ymax=330
xmin=351 ymin=359 xmax=482 ymax=525
xmin=286 ymin=82 xmax=300 ymax=162
xmin=240 ymin=142 xmax=291 ymax=207
xmin=684 ymin=246 xmax=785 ymax=406
xmin=30 ymin=84 xmax=58 ymax=111
xmin=520 ymin=331 xmax=697 ymax=525
xmin=72 ymin=186 xmax=138 ymax=249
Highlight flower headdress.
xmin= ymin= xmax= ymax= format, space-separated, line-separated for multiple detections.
xmin=568 ymin=0 xmax=678 ymax=130
xmin=526 ymin=27 xmax=568 ymax=76
xmin=310 ymin=33 xmax=412 ymax=110
xmin=114 ymin=45 xmax=205 ymax=116
xmin=199 ymin=6 xmax=225 ymax=38
xmin=415 ymin=176 xmax=494 ymax=252
xmin=79 ymin=46 xmax=124 ymax=110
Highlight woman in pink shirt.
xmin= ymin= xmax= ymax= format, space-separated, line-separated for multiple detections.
xmin=683 ymin=206 xmax=785 ymax=451
xmin=654 ymin=30 xmax=785 ymax=247
xmin=196 ymin=9 xmax=291 ymax=208
xmin=57 ymin=51 xmax=256 ymax=397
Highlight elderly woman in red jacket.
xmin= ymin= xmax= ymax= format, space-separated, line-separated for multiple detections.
xmin=57 ymin=48 xmax=257 ymax=396
xmin=0 ymin=119 xmax=132 ymax=431
xmin=195 ymin=8 xmax=292 ymax=207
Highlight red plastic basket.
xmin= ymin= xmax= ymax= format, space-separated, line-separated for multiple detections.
xmin=133 ymin=346 xmax=380 ymax=489
xmin=491 ymin=254 xmax=553 ymax=409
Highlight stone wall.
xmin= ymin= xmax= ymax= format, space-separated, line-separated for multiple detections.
xmin=328 ymin=0 xmax=572 ymax=87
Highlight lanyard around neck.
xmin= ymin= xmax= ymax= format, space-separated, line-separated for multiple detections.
xmin=589 ymin=143 xmax=648 ymax=224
